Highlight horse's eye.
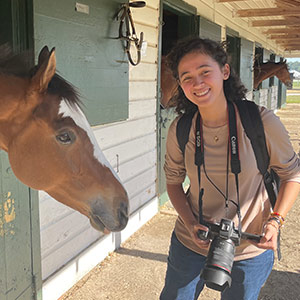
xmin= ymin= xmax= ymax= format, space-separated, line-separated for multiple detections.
xmin=56 ymin=131 xmax=75 ymax=144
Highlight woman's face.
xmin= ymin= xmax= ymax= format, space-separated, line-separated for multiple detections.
xmin=178 ymin=51 xmax=230 ymax=110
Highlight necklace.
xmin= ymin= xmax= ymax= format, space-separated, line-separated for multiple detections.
xmin=204 ymin=124 xmax=227 ymax=143
xmin=213 ymin=127 xmax=224 ymax=143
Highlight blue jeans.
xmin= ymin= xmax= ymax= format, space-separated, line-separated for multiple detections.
xmin=160 ymin=232 xmax=274 ymax=300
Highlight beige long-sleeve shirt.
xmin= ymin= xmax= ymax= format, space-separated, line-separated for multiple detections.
xmin=164 ymin=105 xmax=300 ymax=260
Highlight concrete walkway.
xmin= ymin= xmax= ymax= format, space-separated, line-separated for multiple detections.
xmin=60 ymin=103 xmax=300 ymax=300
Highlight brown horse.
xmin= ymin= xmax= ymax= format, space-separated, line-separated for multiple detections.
xmin=253 ymin=60 xmax=292 ymax=90
xmin=0 ymin=45 xmax=129 ymax=233
xmin=160 ymin=56 xmax=178 ymax=108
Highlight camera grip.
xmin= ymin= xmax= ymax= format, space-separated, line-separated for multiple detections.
xmin=241 ymin=232 xmax=262 ymax=243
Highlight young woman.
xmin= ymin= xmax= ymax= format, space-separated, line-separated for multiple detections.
xmin=160 ymin=37 xmax=300 ymax=300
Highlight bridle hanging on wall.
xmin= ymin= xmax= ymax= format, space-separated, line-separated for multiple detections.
xmin=116 ymin=1 xmax=146 ymax=66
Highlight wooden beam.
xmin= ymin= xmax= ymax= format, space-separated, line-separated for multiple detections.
xmin=251 ymin=19 xmax=300 ymax=27
xmin=269 ymin=34 xmax=300 ymax=39
xmin=275 ymin=41 xmax=300 ymax=46
xmin=263 ymin=28 xmax=300 ymax=34
xmin=281 ymin=44 xmax=300 ymax=48
xmin=284 ymin=46 xmax=300 ymax=50
xmin=216 ymin=0 xmax=253 ymax=2
xmin=275 ymin=39 xmax=300 ymax=44
xmin=274 ymin=37 xmax=300 ymax=42
xmin=234 ymin=8 xmax=300 ymax=18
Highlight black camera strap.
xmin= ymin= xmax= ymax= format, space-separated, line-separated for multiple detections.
xmin=195 ymin=101 xmax=242 ymax=235
xmin=195 ymin=112 xmax=204 ymax=224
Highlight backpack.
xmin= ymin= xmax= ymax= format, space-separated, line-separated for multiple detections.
xmin=176 ymin=100 xmax=279 ymax=209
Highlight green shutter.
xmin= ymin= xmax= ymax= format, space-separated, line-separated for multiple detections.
xmin=198 ymin=17 xmax=221 ymax=42
xmin=34 ymin=0 xmax=129 ymax=126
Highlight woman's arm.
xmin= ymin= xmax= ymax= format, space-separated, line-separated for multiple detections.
xmin=257 ymin=181 xmax=300 ymax=250
xmin=167 ymin=183 xmax=210 ymax=248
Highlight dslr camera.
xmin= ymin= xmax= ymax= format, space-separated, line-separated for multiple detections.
xmin=197 ymin=218 xmax=262 ymax=292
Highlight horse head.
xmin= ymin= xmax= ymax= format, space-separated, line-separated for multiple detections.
xmin=0 ymin=46 xmax=129 ymax=233
xmin=275 ymin=61 xmax=293 ymax=89
xmin=253 ymin=60 xmax=292 ymax=89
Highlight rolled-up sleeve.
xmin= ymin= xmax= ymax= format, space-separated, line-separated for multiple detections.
xmin=261 ymin=107 xmax=300 ymax=183
xmin=164 ymin=117 xmax=187 ymax=184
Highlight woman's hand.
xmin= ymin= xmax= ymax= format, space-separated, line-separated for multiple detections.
xmin=255 ymin=220 xmax=279 ymax=251
xmin=187 ymin=221 xmax=210 ymax=248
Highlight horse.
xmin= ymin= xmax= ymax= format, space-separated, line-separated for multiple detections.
xmin=0 ymin=45 xmax=129 ymax=233
xmin=160 ymin=56 xmax=178 ymax=108
xmin=253 ymin=60 xmax=292 ymax=90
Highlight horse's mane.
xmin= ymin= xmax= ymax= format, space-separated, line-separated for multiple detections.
xmin=0 ymin=44 xmax=32 ymax=76
xmin=0 ymin=44 xmax=82 ymax=108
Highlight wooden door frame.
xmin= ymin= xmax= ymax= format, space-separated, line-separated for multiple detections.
xmin=156 ymin=0 xmax=197 ymax=206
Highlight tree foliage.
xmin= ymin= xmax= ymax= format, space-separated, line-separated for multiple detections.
xmin=288 ymin=61 xmax=300 ymax=72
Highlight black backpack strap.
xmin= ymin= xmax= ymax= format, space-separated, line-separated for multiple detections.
xmin=236 ymin=100 xmax=281 ymax=260
xmin=235 ymin=100 xmax=277 ymax=208
xmin=176 ymin=111 xmax=197 ymax=156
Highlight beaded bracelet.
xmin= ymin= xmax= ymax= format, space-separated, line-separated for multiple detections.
xmin=270 ymin=212 xmax=285 ymax=226
xmin=270 ymin=212 xmax=285 ymax=222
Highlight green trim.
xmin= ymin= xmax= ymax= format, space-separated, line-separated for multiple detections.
xmin=159 ymin=176 xmax=190 ymax=207
xmin=159 ymin=191 xmax=170 ymax=207
xmin=226 ymin=26 xmax=239 ymax=37
xmin=163 ymin=0 xmax=196 ymax=16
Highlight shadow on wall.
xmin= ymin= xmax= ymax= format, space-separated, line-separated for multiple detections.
xmin=259 ymin=270 xmax=300 ymax=300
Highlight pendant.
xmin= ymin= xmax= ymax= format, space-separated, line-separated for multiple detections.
xmin=214 ymin=136 xmax=219 ymax=142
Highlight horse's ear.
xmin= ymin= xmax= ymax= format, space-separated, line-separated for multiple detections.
xmin=38 ymin=46 xmax=50 ymax=66
xmin=31 ymin=47 xmax=56 ymax=92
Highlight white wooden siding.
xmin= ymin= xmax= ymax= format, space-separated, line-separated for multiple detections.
xmin=259 ymin=89 xmax=269 ymax=108
xmin=40 ymin=1 xmax=160 ymax=297
xmin=270 ymin=86 xmax=278 ymax=111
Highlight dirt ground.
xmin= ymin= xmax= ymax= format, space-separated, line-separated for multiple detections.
xmin=60 ymin=103 xmax=300 ymax=300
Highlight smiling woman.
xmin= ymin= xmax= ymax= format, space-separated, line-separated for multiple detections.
xmin=0 ymin=45 xmax=129 ymax=233
xmin=160 ymin=37 xmax=300 ymax=300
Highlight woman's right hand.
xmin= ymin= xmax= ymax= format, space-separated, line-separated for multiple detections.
xmin=187 ymin=221 xmax=210 ymax=248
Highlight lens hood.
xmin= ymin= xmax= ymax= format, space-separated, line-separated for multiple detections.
xmin=201 ymin=267 xmax=232 ymax=292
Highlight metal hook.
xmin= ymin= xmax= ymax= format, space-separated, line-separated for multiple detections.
xmin=116 ymin=1 xmax=146 ymax=66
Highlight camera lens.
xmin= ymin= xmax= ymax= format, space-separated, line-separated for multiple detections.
xmin=201 ymin=237 xmax=235 ymax=292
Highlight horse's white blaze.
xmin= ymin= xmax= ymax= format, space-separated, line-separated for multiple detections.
xmin=58 ymin=99 xmax=122 ymax=183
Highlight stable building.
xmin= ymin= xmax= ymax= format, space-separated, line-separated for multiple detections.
xmin=0 ymin=0 xmax=299 ymax=299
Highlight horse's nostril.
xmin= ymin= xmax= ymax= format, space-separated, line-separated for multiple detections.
xmin=118 ymin=202 xmax=129 ymax=226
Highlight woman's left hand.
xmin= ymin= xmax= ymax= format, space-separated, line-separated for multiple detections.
xmin=255 ymin=221 xmax=279 ymax=250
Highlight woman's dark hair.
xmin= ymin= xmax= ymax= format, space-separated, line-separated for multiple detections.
xmin=166 ymin=37 xmax=248 ymax=115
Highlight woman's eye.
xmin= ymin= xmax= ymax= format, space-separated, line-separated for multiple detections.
xmin=56 ymin=131 xmax=75 ymax=144
xmin=182 ymin=77 xmax=192 ymax=82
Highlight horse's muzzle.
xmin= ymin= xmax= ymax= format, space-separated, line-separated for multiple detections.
xmin=89 ymin=197 xmax=129 ymax=232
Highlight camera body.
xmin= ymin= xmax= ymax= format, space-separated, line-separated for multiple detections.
xmin=197 ymin=218 xmax=261 ymax=292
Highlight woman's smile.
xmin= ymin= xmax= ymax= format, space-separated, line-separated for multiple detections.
xmin=194 ymin=88 xmax=210 ymax=97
